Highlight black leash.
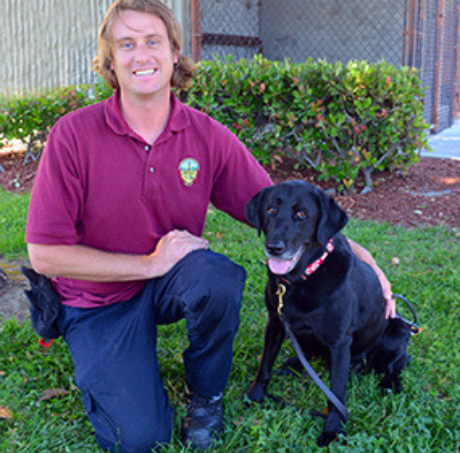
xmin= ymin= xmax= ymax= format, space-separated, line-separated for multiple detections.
xmin=276 ymin=284 xmax=349 ymax=423
xmin=272 ymin=284 xmax=421 ymax=422
xmin=392 ymin=294 xmax=422 ymax=335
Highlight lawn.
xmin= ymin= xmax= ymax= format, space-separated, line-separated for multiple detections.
xmin=0 ymin=189 xmax=30 ymax=260
xmin=0 ymin=190 xmax=459 ymax=452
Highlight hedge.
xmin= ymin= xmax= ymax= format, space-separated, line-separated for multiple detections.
xmin=0 ymin=56 xmax=430 ymax=190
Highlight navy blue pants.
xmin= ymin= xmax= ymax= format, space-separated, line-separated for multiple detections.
xmin=57 ymin=250 xmax=246 ymax=453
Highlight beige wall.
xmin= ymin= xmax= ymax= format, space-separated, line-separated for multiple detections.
xmin=1 ymin=0 xmax=190 ymax=96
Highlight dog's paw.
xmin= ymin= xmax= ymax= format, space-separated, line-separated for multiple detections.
xmin=379 ymin=374 xmax=402 ymax=394
xmin=317 ymin=429 xmax=346 ymax=447
xmin=244 ymin=383 xmax=266 ymax=404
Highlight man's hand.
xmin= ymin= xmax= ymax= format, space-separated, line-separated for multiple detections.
xmin=147 ymin=230 xmax=209 ymax=277
xmin=378 ymin=271 xmax=396 ymax=319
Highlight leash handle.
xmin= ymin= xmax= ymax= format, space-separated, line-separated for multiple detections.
xmin=392 ymin=294 xmax=421 ymax=335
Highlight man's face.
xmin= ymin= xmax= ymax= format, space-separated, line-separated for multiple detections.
xmin=110 ymin=10 xmax=178 ymax=100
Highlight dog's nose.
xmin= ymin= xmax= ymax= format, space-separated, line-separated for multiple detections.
xmin=266 ymin=241 xmax=286 ymax=256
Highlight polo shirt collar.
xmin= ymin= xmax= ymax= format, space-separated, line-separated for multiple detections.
xmin=104 ymin=89 xmax=190 ymax=138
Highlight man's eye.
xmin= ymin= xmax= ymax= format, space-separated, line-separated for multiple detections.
xmin=148 ymin=40 xmax=157 ymax=46
xmin=295 ymin=211 xmax=308 ymax=220
xmin=121 ymin=42 xmax=133 ymax=49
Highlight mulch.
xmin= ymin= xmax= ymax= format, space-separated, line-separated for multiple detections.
xmin=1 ymin=146 xmax=459 ymax=230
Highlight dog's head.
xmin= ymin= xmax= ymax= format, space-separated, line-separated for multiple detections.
xmin=245 ymin=180 xmax=348 ymax=275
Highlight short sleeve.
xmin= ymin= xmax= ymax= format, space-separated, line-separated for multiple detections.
xmin=210 ymin=127 xmax=273 ymax=224
xmin=26 ymin=117 xmax=84 ymax=245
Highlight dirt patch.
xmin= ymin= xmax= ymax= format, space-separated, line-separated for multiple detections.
xmin=1 ymin=147 xmax=459 ymax=323
xmin=0 ymin=259 xmax=30 ymax=323
xmin=2 ymin=148 xmax=460 ymax=230
xmin=267 ymin=156 xmax=460 ymax=230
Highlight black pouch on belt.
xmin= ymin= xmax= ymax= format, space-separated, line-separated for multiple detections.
xmin=21 ymin=265 xmax=61 ymax=340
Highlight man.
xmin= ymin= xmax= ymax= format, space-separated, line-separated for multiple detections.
xmin=26 ymin=1 xmax=395 ymax=452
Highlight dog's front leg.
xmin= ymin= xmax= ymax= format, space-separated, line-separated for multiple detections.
xmin=317 ymin=337 xmax=352 ymax=447
xmin=246 ymin=313 xmax=286 ymax=403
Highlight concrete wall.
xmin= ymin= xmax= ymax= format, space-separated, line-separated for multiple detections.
xmin=1 ymin=0 xmax=189 ymax=96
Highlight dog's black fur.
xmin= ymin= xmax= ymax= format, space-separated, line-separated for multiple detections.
xmin=244 ymin=180 xmax=412 ymax=446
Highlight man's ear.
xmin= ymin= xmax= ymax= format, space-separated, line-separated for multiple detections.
xmin=316 ymin=189 xmax=349 ymax=244
xmin=244 ymin=187 xmax=271 ymax=236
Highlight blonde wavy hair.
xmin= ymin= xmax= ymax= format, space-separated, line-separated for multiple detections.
xmin=92 ymin=0 xmax=195 ymax=90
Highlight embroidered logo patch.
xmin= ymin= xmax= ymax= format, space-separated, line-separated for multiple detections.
xmin=179 ymin=158 xmax=200 ymax=186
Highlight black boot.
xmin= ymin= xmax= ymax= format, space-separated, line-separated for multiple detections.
xmin=181 ymin=388 xmax=224 ymax=450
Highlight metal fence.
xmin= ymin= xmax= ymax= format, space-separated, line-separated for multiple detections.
xmin=1 ymin=0 xmax=113 ymax=97
xmin=404 ymin=0 xmax=460 ymax=132
xmin=0 ymin=0 xmax=188 ymax=98
xmin=198 ymin=0 xmax=406 ymax=65
xmin=2 ymin=0 xmax=459 ymax=133
xmin=196 ymin=0 xmax=460 ymax=133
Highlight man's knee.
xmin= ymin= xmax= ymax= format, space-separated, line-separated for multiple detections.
xmin=186 ymin=249 xmax=246 ymax=294
xmin=183 ymin=250 xmax=246 ymax=317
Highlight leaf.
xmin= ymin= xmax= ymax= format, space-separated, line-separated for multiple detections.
xmin=39 ymin=388 xmax=70 ymax=402
xmin=0 ymin=407 xmax=13 ymax=419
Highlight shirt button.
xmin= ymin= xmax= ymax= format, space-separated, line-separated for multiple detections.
xmin=149 ymin=167 xmax=155 ymax=173
xmin=145 ymin=145 xmax=150 ymax=151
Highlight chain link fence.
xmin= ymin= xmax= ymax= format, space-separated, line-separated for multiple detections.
xmin=1 ymin=0 xmax=459 ymax=132
xmin=436 ymin=0 xmax=458 ymax=131
xmin=199 ymin=0 xmax=405 ymax=65
xmin=197 ymin=0 xmax=460 ymax=132
xmin=405 ymin=0 xmax=459 ymax=132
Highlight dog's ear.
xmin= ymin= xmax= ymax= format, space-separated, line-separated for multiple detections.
xmin=244 ymin=187 xmax=271 ymax=236
xmin=316 ymin=189 xmax=349 ymax=244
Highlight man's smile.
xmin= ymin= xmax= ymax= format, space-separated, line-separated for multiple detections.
xmin=133 ymin=68 xmax=157 ymax=77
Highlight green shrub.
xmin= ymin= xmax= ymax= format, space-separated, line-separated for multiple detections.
xmin=0 ymin=86 xmax=90 ymax=162
xmin=181 ymin=56 xmax=430 ymax=191
xmin=1 ymin=57 xmax=430 ymax=190
xmin=294 ymin=60 xmax=429 ymax=191
xmin=179 ymin=55 xmax=296 ymax=164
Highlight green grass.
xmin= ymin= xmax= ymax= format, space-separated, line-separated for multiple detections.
xmin=0 ymin=189 xmax=30 ymax=260
xmin=1 ymin=192 xmax=459 ymax=452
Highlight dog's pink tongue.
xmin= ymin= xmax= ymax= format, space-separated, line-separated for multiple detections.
xmin=268 ymin=258 xmax=294 ymax=275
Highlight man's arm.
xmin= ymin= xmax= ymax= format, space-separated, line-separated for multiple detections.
xmin=347 ymin=238 xmax=396 ymax=319
xmin=28 ymin=230 xmax=209 ymax=282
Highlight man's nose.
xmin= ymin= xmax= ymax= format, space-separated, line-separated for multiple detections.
xmin=134 ymin=44 xmax=150 ymax=62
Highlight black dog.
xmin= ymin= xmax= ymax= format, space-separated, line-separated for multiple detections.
xmin=244 ymin=180 xmax=412 ymax=446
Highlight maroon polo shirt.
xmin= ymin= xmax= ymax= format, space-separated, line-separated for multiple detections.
xmin=26 ymin=91 xmax=272 ymax=308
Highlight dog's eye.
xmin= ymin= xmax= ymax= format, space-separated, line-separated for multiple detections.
xmin=295 ymin=211 xmax=308 ymax=220
xmin=267 ymin=207 xmax=277 ymax=216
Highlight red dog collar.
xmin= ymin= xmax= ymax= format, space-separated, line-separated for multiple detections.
xmin=302 ymin=238 xmax=335 ymax=280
